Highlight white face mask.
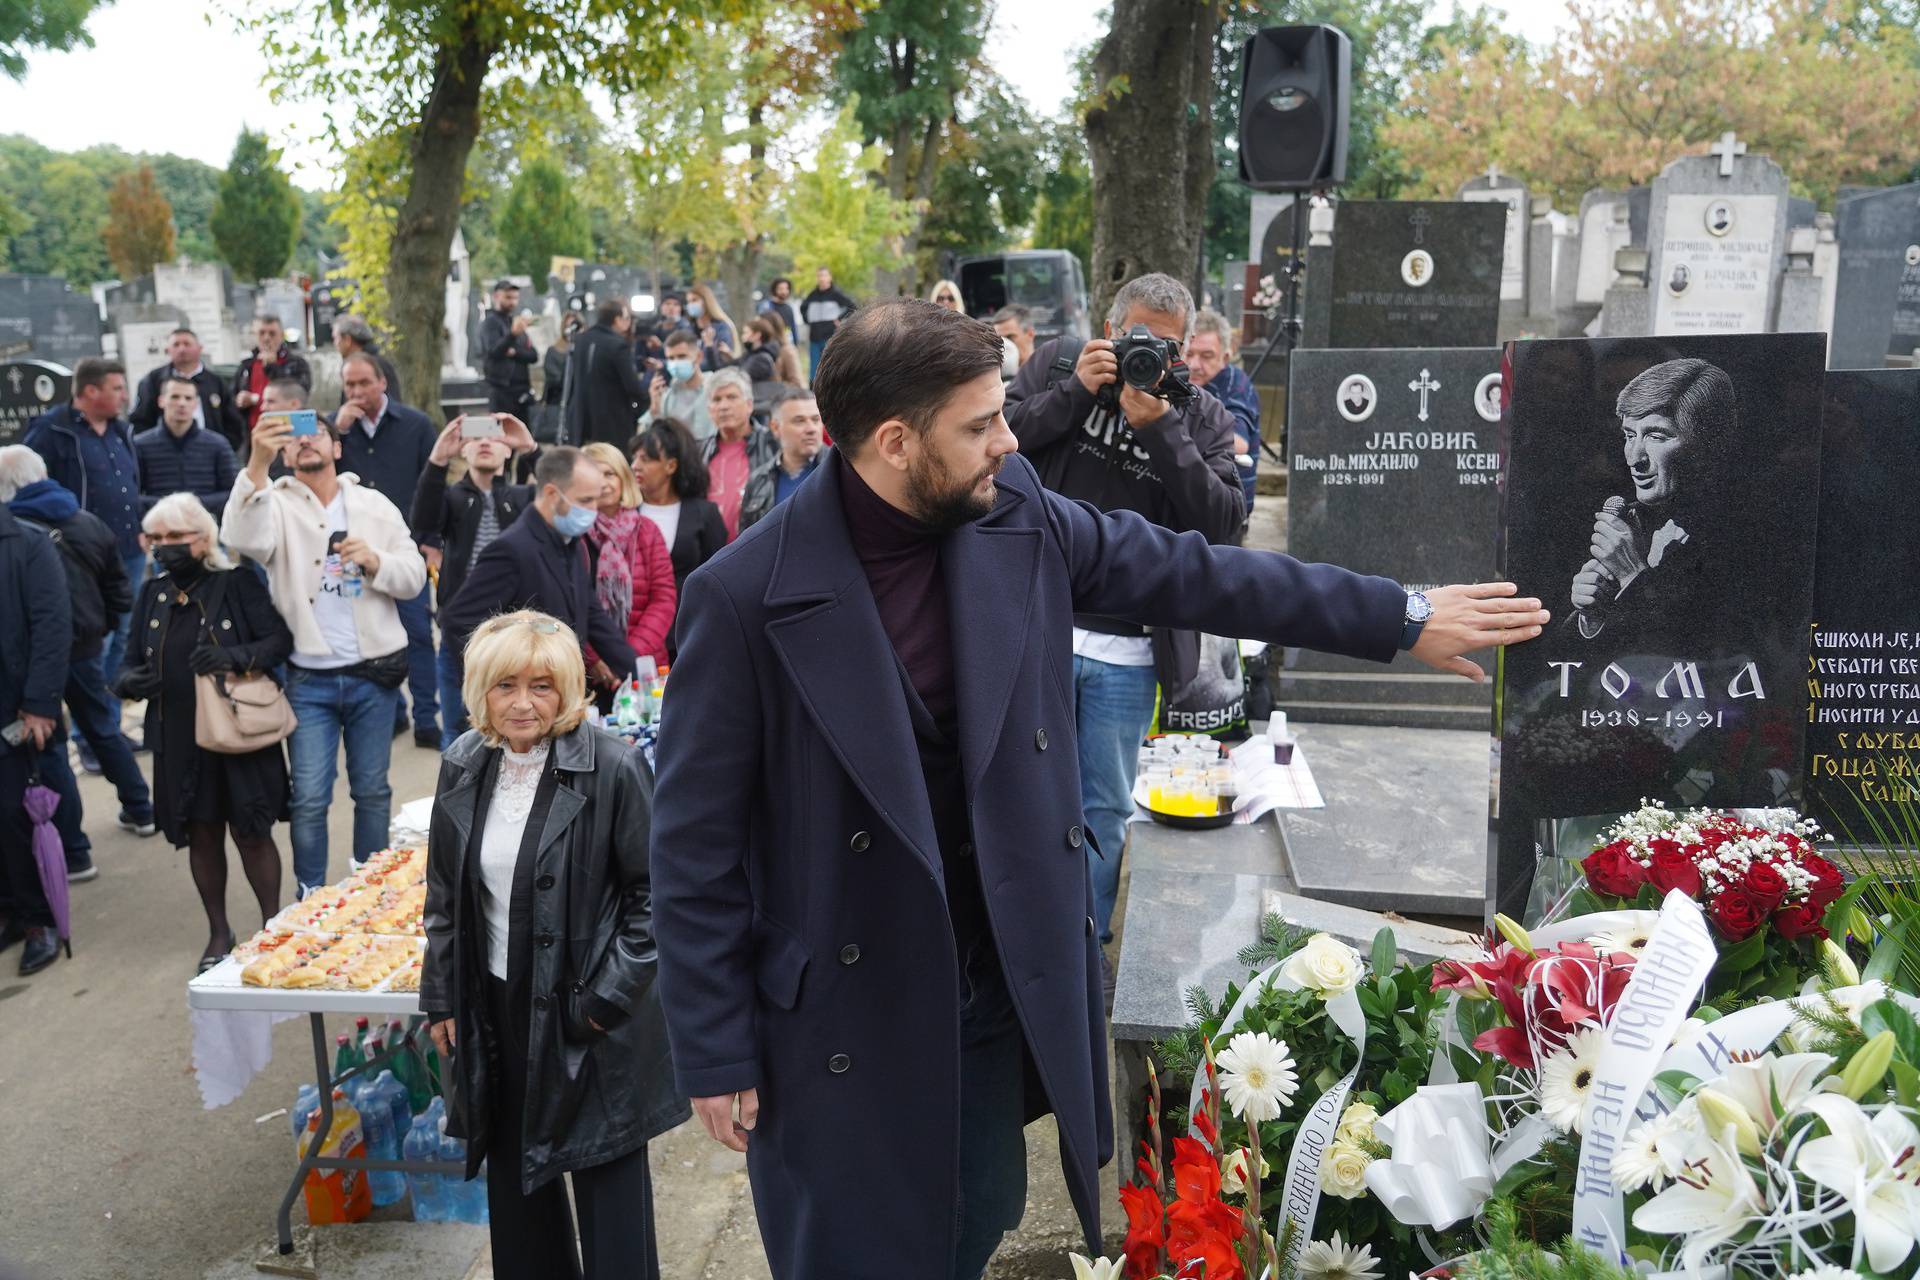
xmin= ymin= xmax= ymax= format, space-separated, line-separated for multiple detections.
xmin=1001 ymin=336 xmax=1019 ymax=378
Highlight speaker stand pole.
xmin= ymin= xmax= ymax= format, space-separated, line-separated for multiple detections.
xmin=1240 ymin=192 xmax=1309 ymax=461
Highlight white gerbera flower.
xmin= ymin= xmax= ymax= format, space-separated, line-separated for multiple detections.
xmin=1296 ymin=1231 xmax=1384 ymax=1279
xmin=1067 ymin=1255 xmax=1124 ymax=1280
xmin=1538 ymin=1026 xmax=1605 ymax=1134
xmin=1215 ymin=1030 xmax=1298 ymax=1122
xmin=1587 ymin=911 xmax=1660 ymax=958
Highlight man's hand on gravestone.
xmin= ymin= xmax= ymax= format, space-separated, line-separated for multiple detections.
xmin=1409 ymin=582 xmax=1550 ymax=683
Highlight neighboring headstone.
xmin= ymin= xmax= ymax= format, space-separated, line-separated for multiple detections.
xmin=1599 ymin=246 xmax=1652 ymax=337
xmin=1803 ymin=368 xmax=1920 ymax=835
xmin=1893 ymin=228 xmax=1920 ymax=366
xmin=1250 ymin=193 xmax=1300 ymax=283
xmin=1457 ymin=163 xmax=1530 ymax=309
xmin=116 ymin=320 xmax=180 ymax=372
xmin=0 ymin=359 xmax=69 ymax=446
xmin=1646 ymin=133 xmax=1791 ymax=335
xmin=444 ymin=227 xmax=476 ymax=376
xmin=1300 ymin=198 xmax=1336 ymax=350
xmin=1279 ymin=346 xmax=1503 ymax=728
xmin=1775 ymin=224 xmax=1827 ymax=334
xmin=1574 ymin=191 xmax=1632 ymax=308
xmin=257 ymin=278 xmax=309 ymax=347
xmin=1320 ymin=201 xmax=1505 ymax=349
xmin=1492 ymin=332 xmax=1827 ymax=918
xmin=0 ymin=275 xmax=104 ymax=367
xmin=153 ymin=261 xmax=240 ymax=365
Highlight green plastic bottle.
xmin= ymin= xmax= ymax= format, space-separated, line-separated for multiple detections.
xmin=332 ymin=1031 xmax=364 ymax=1084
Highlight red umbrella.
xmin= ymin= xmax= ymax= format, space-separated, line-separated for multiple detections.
xmin=23 ymin=766 xmax=71 ymax=956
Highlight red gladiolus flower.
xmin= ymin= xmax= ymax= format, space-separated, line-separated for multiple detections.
xmin=1708 ymin=890 xmax=1766 ymax=940
xmin=1165 ymin=1198 xmax=1246 ymax=1280
xmin=1118 ymin=1182 xmax=1166 ymax=1280
xmin=1743 ymin=860 xmax=1789 ymax=911
xmin=1773 ymin=901 xmax=1828 ymax=940
xmin=1170 ymin=1136 xmax=1221 ymax=1205
xmin=1583 ymin=841 xmax=1648 ymax=898
xmin=1647 ymin=848 xmax=1703 ymax=897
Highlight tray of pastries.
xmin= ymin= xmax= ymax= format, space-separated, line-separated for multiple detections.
xmin=237 ymin=930 xmax=425 ymax=991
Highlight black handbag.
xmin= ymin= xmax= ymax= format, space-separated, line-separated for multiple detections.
xmin=347 ymin=649 xmax=410 ymax=689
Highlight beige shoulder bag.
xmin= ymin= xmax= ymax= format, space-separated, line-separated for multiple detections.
xmin=192 ymin=573 xmax=297 ymax=754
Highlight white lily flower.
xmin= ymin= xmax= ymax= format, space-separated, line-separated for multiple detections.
xmin=1711 ymin=1052 xmax=1835 ymax=1134
xmin=1795 ymin=1094 xmax=1920 ymax=1275
xmin=1067 ymin=1255 xmax=1124 ymax=1280
xmin=1632 ymin=1123 xmax=1767 ymax=1271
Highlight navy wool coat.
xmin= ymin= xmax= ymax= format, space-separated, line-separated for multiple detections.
xmin=650 ymin=451 xmax=1406 ymax=1278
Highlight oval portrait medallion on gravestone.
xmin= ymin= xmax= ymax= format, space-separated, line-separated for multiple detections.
xmin=1336 ymin=374 xmax=1378 ymax=422
xmin=1907 ymin=244 xmax=1920 ymax=267
xmin=33 ymin=374 xmax=54 ymax=403
xmin=1400 ymin=249 xmax=1434 ymax=288
xmin=1667 ymin=264 xmax=1691 ymax=297
xmin=1475 ymin=371 xmax=1504 ymax=423
xmin=1705 ymin=198 xmax=1736 ymax=238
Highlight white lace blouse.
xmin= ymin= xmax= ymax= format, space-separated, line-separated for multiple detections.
xmin=478 ymin=740 xmax=551 ymax=980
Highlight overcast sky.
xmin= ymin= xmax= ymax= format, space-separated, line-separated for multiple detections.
xmin=0 ymin=0 xmax=1576 ymax=188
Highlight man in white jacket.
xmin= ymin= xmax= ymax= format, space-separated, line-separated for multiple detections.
xmin=222 ymin=408 xmax=427 ymax=894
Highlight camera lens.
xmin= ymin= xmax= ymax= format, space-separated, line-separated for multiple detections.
xmin=1122 ymin=344 xmax=1167 ymax=389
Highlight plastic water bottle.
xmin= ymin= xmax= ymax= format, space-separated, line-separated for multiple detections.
xmin=290 ymin=1082 xmax=321 ymax=1142
xmin=356 ymin=1075 xmax=406 ymax=1207
xmin=404 ymin=1108 xmax=446 ymax=1222
xmin=435 ymin=1117 xmax=480 ymax=1222
xmin=367 ymin=1069 xmax=412 ymax=1147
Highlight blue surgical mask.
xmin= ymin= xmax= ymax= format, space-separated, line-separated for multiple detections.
xmin=686 ymin=300 xmax=705 ymax=318
xmin=552 ymin=501 xmax=597 ymax=540
xmin=667 ymin=358 xmax=696 ymax=383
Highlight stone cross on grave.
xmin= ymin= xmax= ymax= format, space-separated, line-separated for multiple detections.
xmin=6 ymin=368 xmax=20 ymax=395
xmin=1409 ymin=368 xmax=1441 ymax=422
xmin=1710 ymin=131 xmax=1747 ymax=178
xmin=1485 ymin=162 xmax=1503 ymax=186
xmin=1409 ymin=208 xmax=1431 ymax=245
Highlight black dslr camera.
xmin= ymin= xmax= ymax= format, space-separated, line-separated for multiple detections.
xmin=1100 ymin=324 xmax=1197 ymax=411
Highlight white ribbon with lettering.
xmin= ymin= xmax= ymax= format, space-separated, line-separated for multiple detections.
xmin=1570 ymin=891 xmax=1718 ymax=1261
xmin=1187 ymin=957 xmax=1367 ymax=1276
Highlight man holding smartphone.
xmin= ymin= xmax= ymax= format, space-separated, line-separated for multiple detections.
xmin=480 ymin=280 xmax=538 ymax=422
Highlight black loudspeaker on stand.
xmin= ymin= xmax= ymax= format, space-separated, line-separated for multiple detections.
xmin=1237 ymin=24 xmax=1351 ymax=396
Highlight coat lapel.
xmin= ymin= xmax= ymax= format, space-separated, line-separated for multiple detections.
xmin=943 ymin=485 xmax=1040 ymax=793
xmin=763 ymin=459 xmax=942 ymax=880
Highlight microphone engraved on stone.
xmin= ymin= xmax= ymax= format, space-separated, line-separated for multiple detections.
xmin=1576 ymin=496 xmax=1630 ymax=640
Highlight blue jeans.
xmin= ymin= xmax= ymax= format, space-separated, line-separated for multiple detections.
xmin=951 ymin=944 xmax=1028 ymax=1280
xmin=59 ymin=651 xmax=151 ymax=827
xmin=808 ymin=338 xmax=827 ymax=384
xmin=1073 ymin=654 xmax=1158 ymax=944
xmin=285 ymin=667 xmax=399 ymax=889
xmin=436 ymin=644 xmax=469 ymax=750
xmin=101 ymin=551 xmax=148 ymax=723
xmin=394 ymin=584 xmax=438 ymax=736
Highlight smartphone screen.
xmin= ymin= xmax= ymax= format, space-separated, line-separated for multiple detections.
xmin=289 ymin=410 xmax=319 ymax=436
xmin=464 ymin=413 xmax=501 ymax=439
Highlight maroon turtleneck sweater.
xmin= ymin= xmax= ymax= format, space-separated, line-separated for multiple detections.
xmin=837 ymin=454 xmax=985 ymax=955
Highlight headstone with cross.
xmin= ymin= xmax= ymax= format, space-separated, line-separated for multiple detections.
xmin=1458 ymin=164 xmax=1532 ymax=310
xmin=0 ymin=274 xmax=103 ymax=367
xmin=1312 ymin=201 xmax=1505 ymax=349
xmin=0 ymin=358 xmax=70 ymax=446
xmin=1642 ymin=133 xmax=1792 ymax=336
xmin=1828 ymin=183 xmax=1920 ymax=368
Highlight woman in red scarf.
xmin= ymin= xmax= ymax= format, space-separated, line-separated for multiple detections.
xmin=580 ymin=443 xmax=676 ymax=698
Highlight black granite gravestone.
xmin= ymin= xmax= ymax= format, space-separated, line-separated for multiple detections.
xmin=1492 ymin=333 xmax=1826 ymax=918
xmin=1804 ymin=369 xmax=1920 ymax=836
xmin=1323 ymin=202 xmax=1504 ymax=349
xmin=1279 ymin=346 xmax=1505 ymax=728
xmin=0 ymin=360 xmax=70 ymax=446
xmin=1830 ymin=184 xmax=1920 ymax=370
xmin=0 ymin=275 xmax=104 ymax=367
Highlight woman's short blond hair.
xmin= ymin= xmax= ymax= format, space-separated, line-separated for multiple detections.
xmin=142 ymin=492 xmax=234 ymax=569
xmin=582 ymin=442 xmax=640 ymax=509
xmin=460 ymin=610 xmax=592 ymax=745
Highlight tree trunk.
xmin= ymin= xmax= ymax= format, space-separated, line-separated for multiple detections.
xmin=388 ymin=28 xmax=494 ymax=422
xmin=1085 ymin=0 xmax=1218 ymax=325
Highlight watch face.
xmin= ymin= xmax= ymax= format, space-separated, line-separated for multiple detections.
xmin=1408 ymin=591 xmax=1433 ymax=622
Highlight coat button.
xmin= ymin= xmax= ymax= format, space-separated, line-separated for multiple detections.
xmin=849 ymin=830 xmax=871 ymax=853
xmin=1067 ymin=825 xmax=1083 ymax=848
xmin=537 ymin=931 xmax=555 ymax=948
xmin=957 ymin=841 xmax=974 ymax=860
xmin=839 ymin=944 xmax=861 ymax=965
xmin=536 ymin=874 xmax=555 ymax=890
xmin=1086 ymin=915 xmax=1096 ymax=937
xmin=828 ymin=1053 xmax=851 ymax=1074
xmin=1035 ymin=728 xmax=1048 ymax=750
xmin=533 ymin=994 xmax=551 ymax=1010
xmin=570 ymin=979 xmax=585 ymax=993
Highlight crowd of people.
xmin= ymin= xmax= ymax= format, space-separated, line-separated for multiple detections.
xmin=0 ymin=266 xmax=1447 ymax=1280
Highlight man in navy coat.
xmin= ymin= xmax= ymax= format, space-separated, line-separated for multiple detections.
xmin=651 ymin=300 xmax=1550 ymax=1279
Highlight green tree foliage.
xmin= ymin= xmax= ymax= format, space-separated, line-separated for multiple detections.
xmin=210 ymin=129 xmax=300 ymax=281
xmin=1030 ymin=121 xmax=1093 ymax=279
xmin=915 ymin=78 xmax=1044 ymax=277
xmin=779 ymin=101 xmax=916 ymax=293
xmin=103 ymin=165 xmax=176 ymax=281
xmin=496 ymin=156 xmax=591 ymax=279
xmin=38 ymin=155 xmax=109 ymax=283
xmin=0 ymin=0 xmax=106 ymax=80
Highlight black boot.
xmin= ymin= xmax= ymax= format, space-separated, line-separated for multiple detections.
xmin=19 ymin=926 xmax=62 ymax=976
xmin=0 ymin=917 xmax=23 ymax=954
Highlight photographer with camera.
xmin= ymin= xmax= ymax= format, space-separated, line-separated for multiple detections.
xmin=1003 ymin=272 xmax=1245 ymax=972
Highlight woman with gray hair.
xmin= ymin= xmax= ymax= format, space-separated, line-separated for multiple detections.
xmin=112 ymin=492 xmax=294 ymax=970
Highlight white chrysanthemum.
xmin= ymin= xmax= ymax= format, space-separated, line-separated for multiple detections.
xmin=1538 ymin=1026 xmax=1605 ymax=1134
xmin=1215 ymin=1030 xmax=1298 ymax=1122
xmin=1296 ymin=1231 xmax=1384 ymax=1279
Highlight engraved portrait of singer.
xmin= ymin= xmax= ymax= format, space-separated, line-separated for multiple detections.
xmin=1571 ymin=358 xmax=1737 ymax=645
